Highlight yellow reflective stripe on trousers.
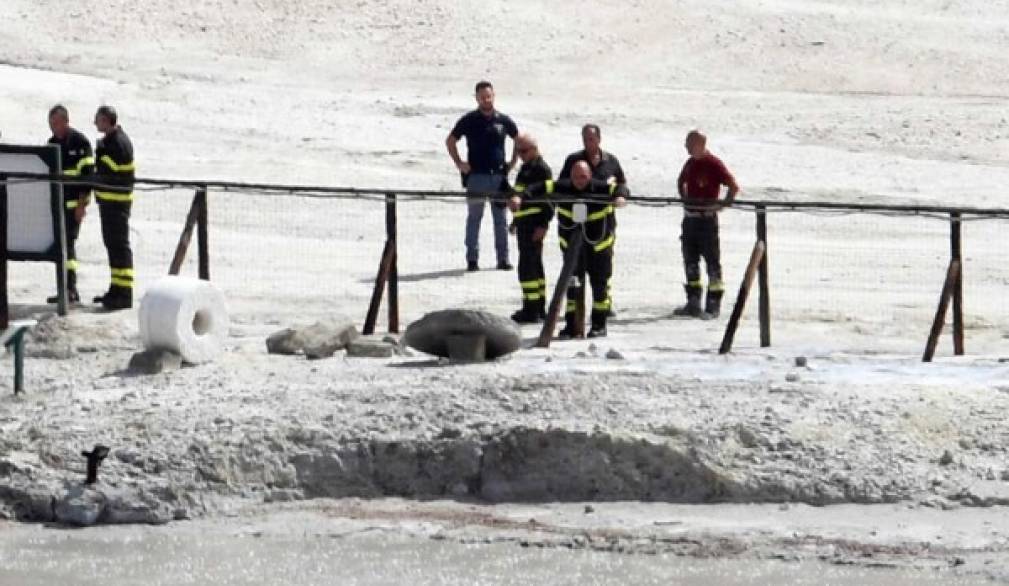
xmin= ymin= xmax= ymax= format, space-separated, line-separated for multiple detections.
xmin=593 ymin=234 xmax=615 ymax=252
xmin=687 ymin=280 xmax=703 ymax=288
xmin=96 ymin=191 xmax=134 ymax=202
xmin=520 ymin=280 xmax=541 ymax=289
xmin=708 ymin=281 xmax=726 ymax=292
xmin=566 ymin=300 xmax=577 ymax=312
xmin=593 ymin=300 xmax=611 ymax=311
xmin=111 ymin=268 xmax=135 ymax=278
xmin=523 ymin=292 xmax=543 ymax=301
xmin=110 ymin=277 xmax=133 ymax=288
xmin=66 ymin=260 xmax=79 ymax=271
xmin=100 ymin=155 xmax=135 ymax=173
xmin=512 ymin=207 xmax=543 ymax=218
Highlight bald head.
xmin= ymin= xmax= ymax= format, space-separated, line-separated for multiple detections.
xmin=515 ymin=132 xmax=539 ymax=162
xmin=686 ymin=130 xmax=707 ymax=158
xmin=571 ymin=160 xmax=592 ymax=189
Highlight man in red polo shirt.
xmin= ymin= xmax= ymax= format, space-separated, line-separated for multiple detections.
xmin=674 ymin=130 xmax=739 ymax=318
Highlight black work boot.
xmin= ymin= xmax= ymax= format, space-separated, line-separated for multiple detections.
xmin=705 ymin=289 xmax=725 ymax=319
xmin=511 ymin=301 xmax=543 ymax=324
xmin=673 ymin=284 xmax=704 ymax=317
xmin=101 ymin=286 xmax=133 ymax=311
xmin=534 ymin=299 xmax=547 ymax=321
xmin=557 ymin=313 xmax=578 ymax=340
xmin=588 ymin=311 xmax=607 ymax=338
xmin=47 ymin=271 xmax=80 ymax=304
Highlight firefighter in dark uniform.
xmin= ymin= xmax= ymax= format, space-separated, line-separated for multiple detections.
xmin=46 ymin=104 xmax=94 ymax=304
xmin=509 ymin=133 xmax=553 ymax=323
xmin=674 ymin=130 xmax=739 ymax=318
xmin=511 ymin=161 xmax=629 ymax=338
xmin=558 ymin=123 xmax=626 ymax=316
xmin=92 ymin=105 xmax=136 ymax=310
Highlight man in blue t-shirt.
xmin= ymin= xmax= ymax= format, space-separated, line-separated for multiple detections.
xmin=445 ymin=81 xmax=519 ymax=271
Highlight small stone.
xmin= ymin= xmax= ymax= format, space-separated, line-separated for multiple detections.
xmin=605 ymin=349 xmax=624 ymax=360
xmin=54 ymin=486 xmax=106 ymax=526
xmin=575 ymin=352 xmax=587 ymax=358
xmin=785 ymin=372 xmax=800 ymax=383
xmin=584 ymin=505 xmax=595 ymax=514
xmin=346 ymin=338 xmax=396 ymax=358
xmin=939 ymin=450 xmax=954 ymax=466
xmin=794 ymin=356 xmax=807 ymax=367
xmin=128 ymin=349 xmax=182 ymax=375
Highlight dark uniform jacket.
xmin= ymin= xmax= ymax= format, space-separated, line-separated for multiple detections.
xmin=48 ymin=128 xmax=94 ymax=209
xmin=95 ymin=126 xmax=135 ymax=203
xmin=512 ymin=156 xmax=553 ymax=228
xmin=522 ymin=178 xmax=629 ymax=252
xmin=558 ymin=150 xmax=627 ymax=185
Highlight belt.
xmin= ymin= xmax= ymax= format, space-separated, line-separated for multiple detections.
xmin=684 ymin=210 xmax=717 ymax=218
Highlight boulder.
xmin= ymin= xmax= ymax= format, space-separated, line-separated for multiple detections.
xmin=266 ymin=327 xmax=304 ymax=355
xmin=404 ymin=310 xmax=521 ymax=360
xmin=54 ymin=485 xmax=106 ymax=526
xmin=128 ymin=349 xmax=183 ymax=374
xmin=302 ymin=317 xmax=360 ymax=359
xmin=267 ymin=316 xmax=360 ymax=359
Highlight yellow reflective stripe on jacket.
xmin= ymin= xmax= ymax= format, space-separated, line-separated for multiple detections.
xmin=557 ymin=207 xmax=573 ymax=218
xmin=100 ymin=155 xmax=135 ymax=173
xmin=514 ymin=183 xmax=526 ymax=192
xmin=593 ymin=234 xmax=615 ymax=252
xmin=566 ymin=300 xmax=577 ymax=312
xmin=558 ymin=235 xmax=568 ymax=249
xmin=544 ymin=180 xmax=555 ymax=195
xmin=64 ymin=156 xmax=95 ymax=177
xmin=96 ymin=191 xmax=134 ymax=202
xmin=512 ymin=206 xmax=543 ymax=218
xmin=66 ymin=200 xmax=79 ymax=209
xmin=587 ymin=205 xmax=614 ymax=221
xmin=66 ymin=259 xmax=79 ymax=271
xmin=593 ymin=300 xmax=611 ymax=311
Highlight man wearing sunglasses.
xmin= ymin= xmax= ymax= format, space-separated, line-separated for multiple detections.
xmin=509 ymin=133 xmax=553 ymax=323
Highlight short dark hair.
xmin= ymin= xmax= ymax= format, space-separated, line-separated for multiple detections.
xmin=581 ymin=123 xmax=601 ymax=139
xmin=49 ymin=104 xmax=69 ymax=119
xmin=95 ymin=105 xmax=118 ymax=125
xmin=474 ymin=80 xmax=494 ymax=94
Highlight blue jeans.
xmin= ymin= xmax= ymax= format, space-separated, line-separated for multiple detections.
xmin=465 ymin=173 xmax=509 ymax=264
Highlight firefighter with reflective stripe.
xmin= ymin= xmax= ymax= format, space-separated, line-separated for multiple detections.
xmin=92 ymin=105 xmax=136 ymax=310
xmin=508 ymin=133 xmax=553 ymax=323
xmin=512 ymin=161 xmax=629 ymax=338
xmin=674 ymin=130 xmax=739 ymax=319
xmin=559 ymin=124 xmax=627 ymax=318
xmin=46 ymin=104 xmax=94 ymax=304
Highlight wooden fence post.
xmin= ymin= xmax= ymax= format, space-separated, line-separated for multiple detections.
xmin=169 ymin=190 xmax=202 ymax=275
xmin=537 ymin=231 xmax=585 ymax=348
xmin=196 ymin=186 xmax=210 ymax=280
xmin=923 ymin=260 xmax=961 ymax=362
xmin=950 ymin=212 xmax=964 ymax=355
xmin=755 ymin=205 xmax=771 ymax=347
xmin=386 ymin=193 xmax=399 ymax=334
xmin=719 ymin=240 xmax=766 ymax=354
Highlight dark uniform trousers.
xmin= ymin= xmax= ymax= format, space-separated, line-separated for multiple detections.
xmin=680 ymin=213 xmax=724 ymax=308
xmin=516 ymin=225 xmax=547 ymax=311
xmin=98 ymin=201 xmax=134 ymax=297
xmin=561 ymin=224 xmax=614 ymax=331
xmin=64 ymin=212 xmax=81 ymax=291
xmin=561 ymin=230 xmax=613 ymax=330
